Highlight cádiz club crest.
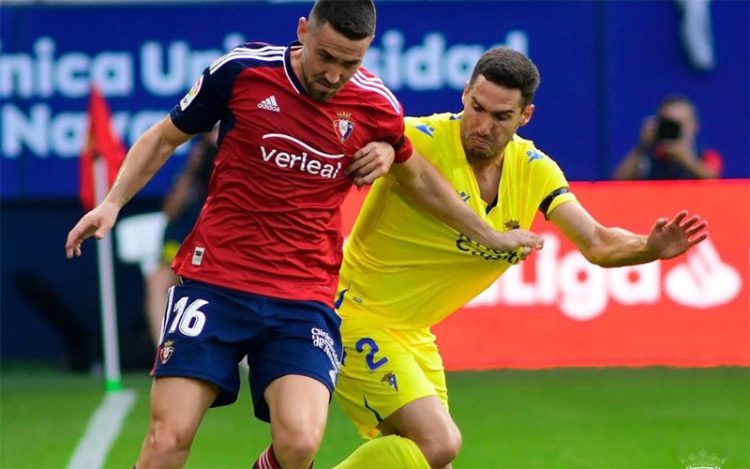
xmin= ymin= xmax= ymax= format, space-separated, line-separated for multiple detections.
xmin=333 ymin=112 xmax=355 ymax=142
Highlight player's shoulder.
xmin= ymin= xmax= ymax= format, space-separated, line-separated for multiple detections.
xmin=208 ymin=41 xmax=286 ymax=76
xmin=405 ymin=112 xmax=461 ymax=140
xmin=507 ymin=134 xmax=556 ymax=165
xmin=347 ymin=67 xmax=403 ymax=115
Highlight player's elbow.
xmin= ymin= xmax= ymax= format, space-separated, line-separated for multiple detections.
xmin=580 ymin=245 xmax=611 ymax=267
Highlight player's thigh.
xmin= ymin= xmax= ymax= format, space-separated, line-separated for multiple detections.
xmin=148 ymin=376 xmax=220 ymax=437
xmin=335 ymin=328 xmax=438 ymax=439
xmin=248 ymin=298 xmax=343 ymax=423
xmin=409 ymin=334 xmax=449 ymax=411
xmin=265 ymin=375 xmax=331 ymax=442
xmin=378 ymin=395 xmax=458 ymax=443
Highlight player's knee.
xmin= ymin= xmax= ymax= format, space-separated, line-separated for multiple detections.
xmin=144 ymin=419 xmax=193 ymax=456
xmin=414 ymin=424 xmax=462 ymax=468
xmin=273 ymin=428 xmax=323 ymax=465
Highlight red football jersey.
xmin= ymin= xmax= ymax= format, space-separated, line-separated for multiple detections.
xmin=169 ymin=42 xmax=412 ymax=307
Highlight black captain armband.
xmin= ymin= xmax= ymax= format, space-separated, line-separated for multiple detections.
xmin=539 ymin=187 xmax=570 ymax=219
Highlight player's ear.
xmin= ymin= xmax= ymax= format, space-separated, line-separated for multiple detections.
xmin=518 ymin=104 xmax=535 ymax=127
xmin=297 ymin=17 xmax=308 ymax=44
xmin=461 ymin=83 xmax=470 ymax=107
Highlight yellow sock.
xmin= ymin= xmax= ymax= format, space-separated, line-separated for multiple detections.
xmin=334 ymin=435 xmax=430 ymax=469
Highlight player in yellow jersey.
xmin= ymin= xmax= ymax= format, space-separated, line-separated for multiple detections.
xmin=333 ymin=47 xmax=708 ymax=469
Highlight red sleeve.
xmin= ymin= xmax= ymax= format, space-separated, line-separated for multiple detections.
xmin=357 ymin=68 xmax=413 ymax=163
xmin=392 ymin=129 xmax=413 ymax=163
xmin=375 ymin=97 xmax=412 ymax=163
xmin=700 ymin=148 xmax=723 ymax=176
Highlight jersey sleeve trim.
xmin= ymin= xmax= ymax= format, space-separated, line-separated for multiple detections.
xmin=209 ymin=44 xmax=285 ymax=74
xmin=539 ymin=186 xmax=571 ymax=219
xmin=351 ymin=71 xmax=401 ymax=113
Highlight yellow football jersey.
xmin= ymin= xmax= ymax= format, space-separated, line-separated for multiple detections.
xmin=337 ymin=112 xmax=577 ymax=329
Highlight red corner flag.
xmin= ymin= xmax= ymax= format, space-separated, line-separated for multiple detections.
xmin=79 ymin=87 xmax=126 ymax=211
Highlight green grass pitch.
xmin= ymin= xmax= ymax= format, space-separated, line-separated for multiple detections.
xmin=1 ymin=364 xmax=748 ymax=468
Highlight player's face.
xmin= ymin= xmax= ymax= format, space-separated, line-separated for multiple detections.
xmin=297 ymin=18 xmax=372 ymax=101
xmin=659 ymin=101 xmax=698 ymax=142
xmin=460 ymin=75 xmax=534 ymax=161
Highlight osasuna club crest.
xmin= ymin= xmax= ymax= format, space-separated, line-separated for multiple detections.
xmin=160 ymin=340 xmax=175 ymax=364
xmin=333 ymin=111 xmax=354 ymax=142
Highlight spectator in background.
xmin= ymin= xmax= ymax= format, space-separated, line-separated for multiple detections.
xmin=144 ymin=129 xmax=217 ymax=347
xmin=613 ymin=95 xmax=722 ymax=180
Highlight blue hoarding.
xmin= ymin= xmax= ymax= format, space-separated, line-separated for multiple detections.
xmin=1 ymin=0 xmax=748 ymax=199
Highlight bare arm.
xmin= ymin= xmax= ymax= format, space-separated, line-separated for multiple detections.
xmin=614 ymin=117 xmax=656 ymax=180
xmin=549 ymin=202 xmax=708 ymax=267
xmin=613 ymin=147 xmax=646 ymax=180
xmin=660 ymin=140 xmax=720 ymax=179
xmin=65 ymin=116 xmax=192 ymax=258
xmin=390 ymin=152 xmax=543 ymax=252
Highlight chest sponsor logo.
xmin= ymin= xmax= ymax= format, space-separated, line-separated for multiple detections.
xmin=260 ymin=133 xmax=344 ymax=180
xmin=455 ymin=233 xmax=521 ymax=263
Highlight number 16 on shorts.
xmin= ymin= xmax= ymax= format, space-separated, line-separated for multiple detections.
xmin=160 ymin=286 xmax=208 ymax=343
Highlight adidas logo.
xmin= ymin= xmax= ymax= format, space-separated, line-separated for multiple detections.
xmin=257 ymin=95 xmax=280 ymax=112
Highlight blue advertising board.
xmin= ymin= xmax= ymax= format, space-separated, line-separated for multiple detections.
xmin=2 ymin=0 xmax=746 ymax=201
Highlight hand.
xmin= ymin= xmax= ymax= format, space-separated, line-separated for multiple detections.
xmin=660 ymin=140 xmax=696 ymax=167
xmin=345 ymin=141 xmax=395 ymax=187
xmin=487 ymin=229 xmax=544 ymax=253
xmin=65 ymin=201 xmax=121 ymax=258
xmin=646 ymin=210 xmax=708 ymax=260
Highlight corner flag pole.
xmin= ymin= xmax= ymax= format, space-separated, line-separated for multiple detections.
xmin=93 ymin=157 xmax=122 ymax=392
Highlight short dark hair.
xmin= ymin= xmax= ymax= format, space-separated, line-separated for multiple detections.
xmin=658 ymin=94 xmax=699 ymax=122
xmin=309 ymin=0 xmax=376 ymax=40
xmin=469 ymin=47 xmax=540 ymax=108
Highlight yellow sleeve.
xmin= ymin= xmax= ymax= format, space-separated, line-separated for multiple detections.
xmin=404 ymin=116 xmax=440 ymax=165
xmin=527 ymin=147 xmax=578 ymax=219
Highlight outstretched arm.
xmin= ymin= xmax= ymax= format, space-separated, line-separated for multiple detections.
xmin=390 ymin=152 xmax=544 ymax=253
xmin=65 ymin=116 xmax=192 ymax=258
xmin=549 ymin=202 xmax=708 ymax=267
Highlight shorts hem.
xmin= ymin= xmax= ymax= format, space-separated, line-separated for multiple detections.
xmin=264 ymin=369 xmax=335 ymax=396
xmin=152 ymin=368 xmax=238 ymax=406
xmin=348 ymin=389 xmax=439 ymax=440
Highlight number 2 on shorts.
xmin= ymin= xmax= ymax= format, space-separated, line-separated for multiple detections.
xmin=355 ymin=337 xmax=388 ymax=371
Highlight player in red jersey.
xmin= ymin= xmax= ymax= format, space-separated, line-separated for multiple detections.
xmin=65 ymin=1 xmax=541 ymax=467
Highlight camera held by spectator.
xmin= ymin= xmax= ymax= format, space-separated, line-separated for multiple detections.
xmin=614 ymin=95 xmax=722 ymax=180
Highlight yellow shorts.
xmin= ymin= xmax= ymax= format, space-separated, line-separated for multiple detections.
xmin=334 ymin=323 xmax=448 ymax=439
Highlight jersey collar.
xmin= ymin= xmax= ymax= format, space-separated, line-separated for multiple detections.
xmin=284 ymin=41 xmax=307 ymax=95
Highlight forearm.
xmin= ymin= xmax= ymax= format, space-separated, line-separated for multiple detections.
xmin=677 ymin=157 xmax=718 ymax=179
xmin=393 ymin=157 xmax=501 ymax=247
xmin=613 ymin=149 xmax=645 ymax=180
xmin=106 ymin=119 xmax=186 ymax=208
xmin=586 ymin=227 xmax=655 ymax=267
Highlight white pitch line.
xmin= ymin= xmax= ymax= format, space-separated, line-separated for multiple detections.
xmin=67 ymin=389 xmax=137 ymax=469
